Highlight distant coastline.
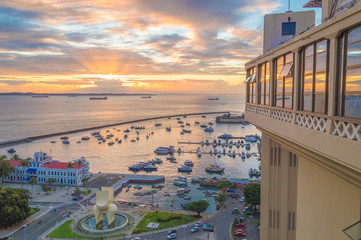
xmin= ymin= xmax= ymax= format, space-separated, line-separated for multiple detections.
xmin=0 ymin=92 xmax=157 ymax=97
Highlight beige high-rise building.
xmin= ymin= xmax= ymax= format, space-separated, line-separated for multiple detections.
xmin=244 ymin=0 xmax=361 ymax=239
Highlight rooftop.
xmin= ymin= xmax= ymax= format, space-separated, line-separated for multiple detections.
xmin=43 ymin=162 xmax=85 ymax=170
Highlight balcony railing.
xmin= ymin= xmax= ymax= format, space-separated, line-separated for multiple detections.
xmin=245 ymin=103 xmax=361 ymax=143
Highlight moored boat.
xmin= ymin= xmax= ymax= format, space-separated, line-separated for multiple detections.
xmin=178 ymin=165 xmax=192 ymax=172
xmin=205 ymin=164 xmax=225 ymax=173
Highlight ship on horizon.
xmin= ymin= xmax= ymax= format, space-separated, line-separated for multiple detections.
xmin=89 ymin=96 xmax=107 ymax=100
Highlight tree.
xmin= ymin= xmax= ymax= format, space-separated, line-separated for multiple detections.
xmin=29 ymin=177 xmax=37 ymax=198
xmin=183 ymin=199 xmax=210 ymax=217
xmin=217 ymin=179 xmax=234 ymax=194
xmin=244 ymin=183 xmax=261 ymax=212
xmin=46 ymin=178 xmax=57 ymax=186
xmin=41 ymin=184 xmax=52 ymax=195
xmin=67 ymin=162 xmax=74 ymax=169
xmin=20 ymin=159 xmax=29 ymax=189
xmin=214 ymin=194 xmax=227 ymax=207
xmin=0 ymin=187 xmax=30 ymax=228
xmin=0 ymin=157 xmax=15 ymax=187
xmin=11 ymin=154 xmax=21 ymax=160
xmin=81 ymin=177 xmax=88 ymax=190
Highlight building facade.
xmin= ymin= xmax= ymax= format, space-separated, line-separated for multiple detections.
xmin=4 ymin=152 xmax=90 ymax=186
xmin=245 ymin=1 xmax=361 ymax=239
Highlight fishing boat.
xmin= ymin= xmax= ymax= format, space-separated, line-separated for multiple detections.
xmin=186 ymin=123 xmax=190 ymax=126
xmin=241 ymin=140 xmax=245 ymax=147
xmin=241 ymin=152 xmax=246 ymax=159
xmin=218 ymin=133 xmax=233 ymax=139
xmin=155 ymin=146 xmax=175 ymax=155
xmin=178 ymin=165 xmax=192 ymax=172
xmin=108 ymin=142 xmax=115 ymax=145
xmin=118 ymin=140 xmax=122 ymax=143
xmin=7 ymin=148 xmax=16 ymax=153
xmin=166 ymin=156 xmax=176 ymax=161
xmin=155 ymin=123 xmax=162 ymax=127
xmin=202 ymin=115 xmax=206 ymax=118
xmin=124 ymin=134 xmax=128 ymax=138
xmin=166 ymin=127 xmax=171 ymax=131
xmin=81 ymin=136 xmax=90 ymax=140
xmin=77 ymin=141 xmax=81 ymax=143
xmin=143 ymin=165 xmax=158 ymax=171
xmin=60 ymin=136 xmax=68 ymax=140
xmin=204 ymin=127 xmax=214 ymax=132
xmin=91 ymin=131 xmax=100 ymax=135
xmin=200 ymin=124 xmax=207 ymax=128
xmin=217 ymin=152 xmax=221 ymax=158
xmin=124 ymin=129 xmax=130 ymax=133
xmin=182 ymin=129 xmax=192 ymax=133
xmin=208 ymin=97 xmax=219 ymax=100
xmin=62 ymin=140 xmax=70 ymax=144
xmin=196 ymin=147 xmax=202 ymax=157
xmin=195 ymin=121 xmax=200 ymax=124
xmin=245 ymin=143 xmax=251 ymax=151
xmin=89 ymin=96 xmax=107 ymax=100
xmin=232 ymin=151 xmax=236 ymax=158
xmin=177 ymin=120 xmax=184 ymax=124
xmin=51 ymin=141 xmax=56 ymax=143
xmin=141 ymin=96 xmax=152 ymax=98
xmin=177 ymin=176 xmax=187 ymax=182
xmin=184 ymin=160 xmax=194 ymax=166
xmin=205 ymin=164 xmax=225 ymax=173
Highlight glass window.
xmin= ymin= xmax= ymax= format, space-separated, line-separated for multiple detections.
xmin=259 ymin=64 xmax=265 ymax=105
xmin=275 ymin=54 xmax=294 ymax=108
xmin=246 ymin=67 xmax=257 ymax=104
xmin=340 ymin=25 xmax=361 ymax=118
xmin=301 ymin=40 xmax=328 ymax=113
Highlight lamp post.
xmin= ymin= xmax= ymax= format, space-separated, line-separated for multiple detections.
xmin=183 ymin=224 xmax=187 ymax=240
xmin=24 ymin=224 xmax=27 ymax=240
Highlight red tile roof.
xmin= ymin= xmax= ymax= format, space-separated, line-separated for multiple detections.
xmin=43 ymin=162 xmax=85 ymax=170
xmin=8 ymin=160 xmax=21 ymax=167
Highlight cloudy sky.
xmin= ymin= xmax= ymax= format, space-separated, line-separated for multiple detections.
xmin=0 ymin=0 xmax=320 ymax=94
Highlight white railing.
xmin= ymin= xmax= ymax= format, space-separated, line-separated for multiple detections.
xmin=295 ymin=113 xmax=327 ymax=133
xmin=246 ymin=104 xmax=361 ymax=143
xmin=331 ymin=119 xmax=361 ymax=142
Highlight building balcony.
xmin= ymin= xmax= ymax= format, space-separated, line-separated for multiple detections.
xmin=245 ymin=103 xmax=361 ymax=174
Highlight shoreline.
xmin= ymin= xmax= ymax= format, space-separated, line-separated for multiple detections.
xmin=0 ymin=111 xmax=228 ymax=148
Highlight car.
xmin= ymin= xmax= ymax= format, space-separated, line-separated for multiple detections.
xmin=234 ymin=229 xmax=244 ymax=233
xmin=168 ymin=230 xmax=177 ymax=234
xmin=242 ymin=208 xmax=248 ymax=213
xmin=167 ymin=233 xmax=177 ymax=239
xmin=191 ymin=227 xmax=199 ymax=232
xmin=195 ymin=221 xmax=203 ymax=227
xmin=235 ymin=223 xmax=245 ymax=228
xmin=240 ymin=197 xmax=244 ymax=202
xmin=235 ymin=232 xmax=246 ymax=237
xmin=232 ymin=208 xmax=238 ymax=213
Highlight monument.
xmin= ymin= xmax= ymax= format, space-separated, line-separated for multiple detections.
xmin=93 ymin=187 xmax=117 ymax=229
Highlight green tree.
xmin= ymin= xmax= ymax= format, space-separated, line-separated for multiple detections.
xmin=0 ymin=156 xmax=15 ymax=187
xmin=41 ymin=184 xmax=52 ymax=195
xmin=20 ymin=159 xmax=29 ymax=189
xmin=67 ymin=162 xmax=74 ymax=169
xmin=244 ymin=183 xmax=260 ymax=212
xmin=29 ymin=177 xmax=37 ymax=198
xmin=217 ymin=179 xmax=234 ymax=194
xmin=81 ymin=177 xmax=88 ymax=190
xmin=183 ymin=199 xmax=210 ymax=217
xmin=46 ymin=178 xmax=57 ymax=186
xmin=11 ymin=154 xmax=21 ymax=160
xmin=0 ymin=187 xmax=30 ymax=228
xmin=214 ymin=194 xmax=227 ymax=207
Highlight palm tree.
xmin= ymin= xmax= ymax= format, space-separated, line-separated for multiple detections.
xmin=0 ymin=157 xmax=14 ymax=187
xmin=67 ymin=162 xmax=74 ymax=169
xmin=81 ymin=177 xmax=88 ymax=190
xmin=29 ymin=177 xmax=37 ymax=198
xmin=20 ymin=159 xmax=29 ymax=189
xmin=11 ymin=154 xmax=21 ymax=160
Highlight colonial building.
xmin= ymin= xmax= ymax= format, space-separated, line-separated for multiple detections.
xmin=4 ymin=152 xmax=90 ymax=186
xmin=244 ymin=0 xmax=361 ymax=239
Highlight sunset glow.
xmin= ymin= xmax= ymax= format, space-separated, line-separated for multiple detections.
xmin=0 ymin=0 xmax=320 ymax=94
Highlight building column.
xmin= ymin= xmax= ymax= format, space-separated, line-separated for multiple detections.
xmin=292 ymin=50 xmax=301 ymax=111
xmin=269 ymin=59 xmax=276 ymax=106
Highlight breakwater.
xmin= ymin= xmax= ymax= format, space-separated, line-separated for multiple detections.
xmin=0 ymin=111 xmax=228 ymax=148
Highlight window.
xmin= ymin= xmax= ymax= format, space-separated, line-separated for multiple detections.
xmin=246 ymin=67 xmax=257 ymax=104
xmin=339 ymin=25 xmax=361 ymax=118
xmin=301 ymin=40 xmax=329 ymax=113
xmin=282 ymin=22 xmax=296 ymax=36
xmin=275 ymin=53 xmax=294 ymax=108
xmin=258 ymin=62 xmax=270 ymax=105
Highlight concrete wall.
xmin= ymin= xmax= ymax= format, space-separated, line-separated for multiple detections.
xmin=263 ymin=11 xmax=315 ymax=53
xmin=296 ymin=155 xmax=361 ymax=240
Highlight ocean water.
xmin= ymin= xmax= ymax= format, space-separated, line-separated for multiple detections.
xmin=0 ymin=94 xmax=260 ymax=212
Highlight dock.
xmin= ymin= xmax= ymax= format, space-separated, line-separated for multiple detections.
xmin=0 ymin=111 xmax=228 ymax=148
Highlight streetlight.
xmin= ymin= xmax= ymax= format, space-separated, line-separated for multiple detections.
xmin=182 ymin=224 xmax=187 ymax=240
xmin=23 ymin=224 xmax=27 ymax=240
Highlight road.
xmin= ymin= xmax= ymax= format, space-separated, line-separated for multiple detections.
xmin=10 ymin=203 xmax=81 ymax=240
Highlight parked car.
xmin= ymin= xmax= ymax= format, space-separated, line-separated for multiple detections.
xmin=240 ymin=197 xmax=244 ymax=202
xmin=167 ymin=233 xmax=177 ymax=239
xmin=168 ymin=230 xmax=177 ymax=234
xmin=235 ymin=223 xmax=246 ymax=228
xmin=234 ymin=229 xmax=244 ymax=234
xmin=235 ymin=231 xmax=246 ymax=237
xmin=191 ymin=227 xmax=199 ymax=233
xmin=195 ymin=221 xmax=203 ymax=227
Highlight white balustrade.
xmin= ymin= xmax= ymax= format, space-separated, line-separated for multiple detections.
xmin=294 ymin=113 xmax=327 ymax=132
xmin=331 ymin=120 xmax=361 ymax=142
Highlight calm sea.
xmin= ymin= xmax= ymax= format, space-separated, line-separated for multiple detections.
xmin=0 ymin=94 xmax=260 ymax=212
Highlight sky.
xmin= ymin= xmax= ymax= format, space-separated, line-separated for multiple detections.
xmin=0 ymin=0 xmax=321 ymax=94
